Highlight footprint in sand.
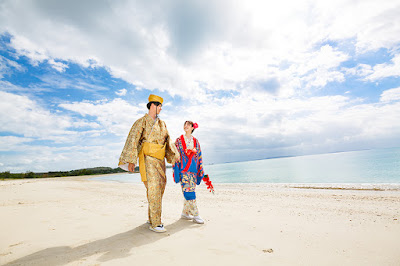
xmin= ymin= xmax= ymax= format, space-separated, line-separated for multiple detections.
xmin=263 ymin=248 xmax=274 ymax=253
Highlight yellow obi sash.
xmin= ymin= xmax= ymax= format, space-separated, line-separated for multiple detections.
xmin=139 ymin=142 xmax=166 ymax=181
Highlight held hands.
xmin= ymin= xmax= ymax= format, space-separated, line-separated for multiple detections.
xmin=174 ymin=156 xmax=180 ymax=165
xmin=128 ymin=163 xmax=135 ymax=172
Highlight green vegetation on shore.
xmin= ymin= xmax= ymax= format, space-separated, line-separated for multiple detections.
xmin=0 ymin=166 xmax=136 ymax=180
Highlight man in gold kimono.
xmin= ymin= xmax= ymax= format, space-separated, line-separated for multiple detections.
xmin=119 ymin=94 xmax=180 ymax=233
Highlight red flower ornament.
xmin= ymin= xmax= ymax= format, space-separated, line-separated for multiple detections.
xmin=193 ymin=123 xmax=198 ymax=129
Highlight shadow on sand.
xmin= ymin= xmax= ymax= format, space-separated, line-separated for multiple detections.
xmin=5 ymin=219 xmax=197 ymax=265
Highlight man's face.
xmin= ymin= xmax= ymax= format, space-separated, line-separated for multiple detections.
xmin=154 ymin=103 xmax=162 ymax=114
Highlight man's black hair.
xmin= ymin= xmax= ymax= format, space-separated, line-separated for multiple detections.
xmin=147 ymin=101 xmax=162 ymax=109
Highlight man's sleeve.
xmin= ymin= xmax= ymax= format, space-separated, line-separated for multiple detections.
xmin=165 ymin=124 xmax=180 ymax=164
xmin=118 ymin=118 xmax=144 ymax=171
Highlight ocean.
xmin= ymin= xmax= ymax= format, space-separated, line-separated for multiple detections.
xmin=93 ymin=147 xmax=400 ymax=184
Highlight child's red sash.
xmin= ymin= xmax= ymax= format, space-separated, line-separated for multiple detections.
xmin=180 ymin=135 xmax=197 ymax=172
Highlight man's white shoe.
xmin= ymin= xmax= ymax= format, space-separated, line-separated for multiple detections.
xmin=181 ymin=213 xmax=194 ymax=220
xmin=149 ymin=225 xmax=166 ymax=233
xmin=193 ymin=216 xmax=204 ymax=224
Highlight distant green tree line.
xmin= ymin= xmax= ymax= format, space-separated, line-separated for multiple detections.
xmin=0 ymin=166 xmax=131 ymax=180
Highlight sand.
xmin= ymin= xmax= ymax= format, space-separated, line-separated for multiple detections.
xmin=1 ymin=175 xmax=400 ymax=266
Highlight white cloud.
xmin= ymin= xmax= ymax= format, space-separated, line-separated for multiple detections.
xmin=345 ymin=63 xmax=373 ymax=77
xmin=160 ymin=92 xmax=400 ymax=163
xmin=8 ymin=35 xmax=50 ymax=66
xmin=1 ymin=0 xmax=399 ymax=98
xmin=354 ymin=3 xmax=400 ymax=52
xmin=59 ymin=98 xmax=143 ymax=136
xmin=48 ymin=59 xmax=68 ymax=72
xmin=0 ymin=136 xmax=34 ymax=151
xmin=310 ymin=0 xmax=400 ymax=52
xmin=37 ymin=74 xmax=110 ymax=92
xmin=300 ymin=45 xmax=349 ymax=75
xmin=115 ymin=88 xmax=127 ymax=96
xmin=0 ymin=55 xmax=25 ymax=78
xmin=0 ymin=142 xmax=124 ymax=172
xmin=364 ymin=53 xmax=400 ymax=81
xmin=279 ymin=45 xmax=349 ymax=90
xmin=380 ymin=87 xmax=400 ymax=102
xmin=304 ymin=69 xmax=345 ymax=88
xmin=0 ymin=91 xmax=99 ymax=142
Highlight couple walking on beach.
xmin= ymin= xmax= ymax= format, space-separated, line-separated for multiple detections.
xmin=118 ymin=94 xmax=205 ymax=233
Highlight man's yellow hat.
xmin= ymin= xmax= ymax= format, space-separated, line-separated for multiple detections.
xmin=148 ymin=94 xmax=163 ymax=104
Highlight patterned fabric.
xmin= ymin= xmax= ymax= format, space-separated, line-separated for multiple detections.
xmin=183 ymin=135 xmax=194 ymax=149
xmin=173 ymin=135 xmax=204 ymax=184
xmin=181 ymin=172 xmax=197 ymax=193
xmin=183 ymin=199 xmax=199 ymax=216
xmin=118 ymin=113 xmax=180 ymax=228
xmin=181 ymin=172 xmax=197 ymax=200
xmin=144 ymin=156 xmax=167 ymax=227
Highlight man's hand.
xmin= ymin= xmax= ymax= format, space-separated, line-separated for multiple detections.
xmin=128 ymin=163 xmax=135 ymax=172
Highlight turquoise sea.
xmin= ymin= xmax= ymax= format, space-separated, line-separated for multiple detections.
xmin=93 ymin=147 xmax=400 ymax=184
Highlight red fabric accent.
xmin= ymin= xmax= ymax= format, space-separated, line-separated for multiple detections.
xmin=203 ymin=174 xmax=214 ymax=193
xmin=180 ymin=135 xmax=187 ymax=153
xmin=180 ymin=135 xmax=197 ymax=172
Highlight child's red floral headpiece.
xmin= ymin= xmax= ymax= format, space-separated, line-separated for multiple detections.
xmin=193 ymin=122 xmax=198 ymax=129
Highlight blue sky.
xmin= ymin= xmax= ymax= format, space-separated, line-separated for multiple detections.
xmin=1 ymin=0 xmax=400 ymax=172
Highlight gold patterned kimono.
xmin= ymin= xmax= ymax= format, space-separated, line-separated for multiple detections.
xmin=119 ymin=113 xmax=179 ymax=227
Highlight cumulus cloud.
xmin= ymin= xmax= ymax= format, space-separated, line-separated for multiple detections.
xmin=380 ymin=87 xmax=400 ymax=102
xmin=0 ymin=91 xmax=99 ymax=142
xmin=345 ymin=53 xmax=400 ymax=82
xmin=364 ymin=53 xmax=400 ymax=81
xmin=59 ymin=98 xmax=142 ymax=136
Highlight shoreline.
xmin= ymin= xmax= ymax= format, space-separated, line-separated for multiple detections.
xmin=1 ymin=176 xmax=399 ymax=265
xmin=90 ymin=172 xmax=400 ymax=190
xmin=4 ymin=172 xmax=400 ymax=191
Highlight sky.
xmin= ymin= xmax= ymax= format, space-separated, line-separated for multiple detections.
xmin=0 ymin=0 xmax=400 ymax=173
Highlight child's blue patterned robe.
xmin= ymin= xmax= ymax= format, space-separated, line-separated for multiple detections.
xmin=173 ymin=135 xmax=204 ymax=200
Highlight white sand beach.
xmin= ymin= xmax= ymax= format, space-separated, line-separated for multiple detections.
xmin=1 ymin=176 xmax=400 ymax=266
